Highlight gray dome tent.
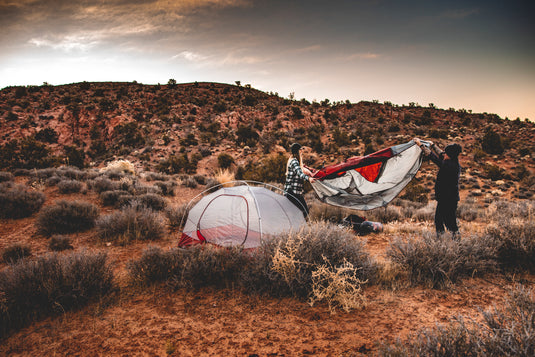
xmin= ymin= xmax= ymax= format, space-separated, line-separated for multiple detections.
xmin=178 ymin=182 xmax=306 ymax=249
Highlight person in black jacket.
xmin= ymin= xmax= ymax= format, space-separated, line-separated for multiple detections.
xmin=414 ymin=138 xmax=462 ymax=238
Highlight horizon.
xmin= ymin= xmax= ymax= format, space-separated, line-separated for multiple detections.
xmin=1 ymin=0 xmax=533 ymax=121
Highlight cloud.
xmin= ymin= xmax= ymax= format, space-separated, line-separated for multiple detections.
xmin=345 ymin=52 xmax=381 ymax=60
xmin=172 ymin=50 xmax=209 ymax=62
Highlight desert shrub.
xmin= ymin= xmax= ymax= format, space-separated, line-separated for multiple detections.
xmin=166 ymin=204 xmax=189 ymax=229
xmin=484 ymin=163 xmax=505 ymax=181
xmin=458 ymin=198 xmax=482 ymax=222
xmin=486 ymin=219 xmax=535 ymax=271
xmin=57 ymin=179 xmax=83 ymax=194
xmin=182 ymin=176 xmax=198 ymax=188
xmin=177 ymin=245 xmax=251 ymax=289
xmin=48 ymin=235 xmax=74 ymax=251
xmin=235 ymin=153 xmax=287 ymax=183
xmin=2 ymin=244 xmax=32 ymax=264
xmin=378 ymin=286 xmax=535 ymax=357
xmin=88 ymin=177 xmax=120 ymax=193
xmin=102 ymin=159 xmax=136 ymax=176
xmin=0 ymin=171 xmax=14 ymax=182
xmin=308 ymin=201 xmax=350 ymax=223
xmin=100 ymin=190 xmax=132 ymax=207
xmin=410 ymin=202 xmax=436 ymax=222
xmin=127 ymin=246 xmax=184 ymax=285
xmin=36 ymin=200 xmax=99 ymax=235
xmin=127 ymin=193 xmax=167 ymax=211
xmin=0 ymin=185 xmax=46 ymax=219
xmin=45 ymin=175 xmax=62 ymax=186
xmin=143 ymin=172 xmax=171 ymax=181
xmin=218 ymin=152 xmax=234 ymax=169
xmin=154 ymin=180 xmax=176 ymax=196
xmin=387 ymin=233 xmax=497 ymax=288
xmin=126 ymin=222 xmax=375 ymax=311
xmin=0 ymin=251 xmax=113 ymax=337
xmin=248 ymin=222 xmax=377 ymax=298
xmin=481 ymin=128 xmax=504 ymax=155
xmin=400 ymin=182 xmax=429 ymax=203
xmin=193 ymin=174 xmax=206 ymax=185
xmin=366 ymin=205 xmax=402 ymax=223
xmin=96 ymin=205 xmax=165 ymax=244
xmin=308 ymin=258 xmax=367 ymax=313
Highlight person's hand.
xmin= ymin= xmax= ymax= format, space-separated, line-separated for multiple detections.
xmin=309 ymin=177 xmax=316 ymax=184
xmin=413 ymin=138 xmax=421 ymax=146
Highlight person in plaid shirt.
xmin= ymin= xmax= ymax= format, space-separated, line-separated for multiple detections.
xmin=284 ymin=142 xmax=316 ymax=218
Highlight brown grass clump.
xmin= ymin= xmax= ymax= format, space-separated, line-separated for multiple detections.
xmin=215 ymin=168 xmax=235 ymax=187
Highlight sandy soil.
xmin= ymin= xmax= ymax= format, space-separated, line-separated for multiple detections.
xmin=0 ymin=180 xmax=529 ymax=356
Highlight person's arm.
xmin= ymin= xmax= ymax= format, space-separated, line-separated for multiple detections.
xmin=414 ymin=138 xmax=431 ymax=156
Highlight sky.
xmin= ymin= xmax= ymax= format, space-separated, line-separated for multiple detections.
xmin=1 ymin=0 xmax=534 ymax=120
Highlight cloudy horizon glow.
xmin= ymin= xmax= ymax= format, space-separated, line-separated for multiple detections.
xmin=1 ymin=0 xmax=533 ymax=120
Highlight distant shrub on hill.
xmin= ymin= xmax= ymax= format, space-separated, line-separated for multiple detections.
xmin=36 ymin=200 xmax=99 ymax=235
xmin=481 ymin=128 xmax=504 ymax=154
xmin=217 ymin=152 xmax=234 ymax=169
xmin=0 ymin=184 xmax=46 ymax=219
xmin=0 ymin=251 xmax=113 ymax=338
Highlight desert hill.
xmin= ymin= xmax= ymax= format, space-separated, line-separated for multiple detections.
xmin=1 ymin=81 xmax=534 ymax=201
xmin=1 ymin=81 xmax=535 ymax=355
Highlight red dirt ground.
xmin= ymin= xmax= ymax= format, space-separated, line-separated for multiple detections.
xmin=0 ymin=180 xmax=529 ymax=356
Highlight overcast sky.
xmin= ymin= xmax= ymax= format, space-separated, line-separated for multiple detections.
xmin=1 ymin=0 xmax=533 ymax=120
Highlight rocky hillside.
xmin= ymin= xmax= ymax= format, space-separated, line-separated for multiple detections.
xmin=1 ymin=81 xmax=534 ymax=200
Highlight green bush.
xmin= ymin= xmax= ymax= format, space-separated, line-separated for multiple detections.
xmin=2 ymin=244 xmax=32 ymax=264
xmin=0 ymin=251 xmax=113 ymax=337
xmin=0 ymin=184 xmax=46 ymax=219
xmin=36 ymin=200 xmax=99 ymax=235
xmin=96 ymin=205 xmax=165 ymax=244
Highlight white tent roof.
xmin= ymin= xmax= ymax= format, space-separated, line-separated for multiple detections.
xmin=181 ymin=183 xmax=306 ymax=248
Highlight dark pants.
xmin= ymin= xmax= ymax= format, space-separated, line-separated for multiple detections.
xmin=285 ymin=191 xmax=309 ymax=219
xmin=435 ymin=199 xmax=459 ymax=235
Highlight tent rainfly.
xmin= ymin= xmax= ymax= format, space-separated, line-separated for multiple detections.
xmin=178 ymin=183 xmax=306 ymax=249
xmin=310 ymin=140 xmax=427 ymax=210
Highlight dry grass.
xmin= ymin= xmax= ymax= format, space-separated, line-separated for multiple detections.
xmin=309 ymin=258 xmax=367 ymax=313
xmin=214 ymin=168 xmax=235 ymax=187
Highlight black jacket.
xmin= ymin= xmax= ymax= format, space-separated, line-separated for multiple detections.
xmin=429 ymin=152 xmax=461 ymax=202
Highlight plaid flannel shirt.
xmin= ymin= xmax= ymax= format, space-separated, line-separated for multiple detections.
xmin=284 ymin=158 xmax=309 ymax=195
